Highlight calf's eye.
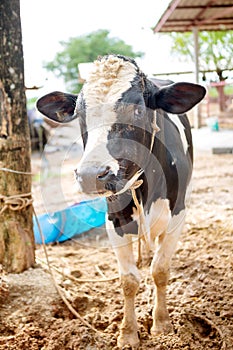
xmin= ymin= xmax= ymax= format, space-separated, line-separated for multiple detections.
xmin=134 ymin=107 xmax=143 ymax=118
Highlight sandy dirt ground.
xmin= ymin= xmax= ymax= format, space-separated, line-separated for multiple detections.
xmin=0 ymin=127 xmax=233 ymax=349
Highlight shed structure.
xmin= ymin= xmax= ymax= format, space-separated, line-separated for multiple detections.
xmin=153 ymin=0 xmax=233 ymax=127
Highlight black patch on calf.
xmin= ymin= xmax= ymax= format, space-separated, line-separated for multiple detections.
xmin=178 ymin=113 xmax=193 ymax=163
xmin=107 ymin=192 xmax=138 ymax=236
xmin=148 ymin=111 xmax=192 ymax=215
xmin=106 ymin=75 xmax=193 ymax=231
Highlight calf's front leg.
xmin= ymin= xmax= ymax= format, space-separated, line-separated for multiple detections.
xmin=106 ymin=219 xmax=140 ymax=348
xmin=119 ymin=272 xmax=140 ymax=348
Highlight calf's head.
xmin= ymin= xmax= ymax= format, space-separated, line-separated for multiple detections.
xmin=37 ymin=54 xmax=205 ymax=197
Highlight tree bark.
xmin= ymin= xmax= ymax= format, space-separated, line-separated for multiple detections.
xmin=0 ymin=0 xmax=35 ymax=272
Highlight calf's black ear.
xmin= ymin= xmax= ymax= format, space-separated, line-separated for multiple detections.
xmin=36 ymin=91 xmax=78 ymax=123
xmin=153 ymin=82 xmax=206 ymax=114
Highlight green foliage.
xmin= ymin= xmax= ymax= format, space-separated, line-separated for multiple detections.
xmin=170 ymin=32 xmax=195 ymax=61
xmin=225 ymin=84 xmax=233 ymax=95
xmin=208 ymin=87 xmax=218 ymax=98
xmin=208 ymin=84 xmax=233 ymax=98
xmin=168 ymin=31 xmax=233 ymax=81
xmin=27 ymin=97 xmax=38 ymax=110
xmin=44 ymin=29 xmax=144 ymax=93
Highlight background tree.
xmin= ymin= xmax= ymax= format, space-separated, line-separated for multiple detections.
xmin=168 ymin=31 xmax=233 ymax=82
xmin=168 ymin=30 xmax=233 ymax=111
xmin=45 ymin=29 xmax=144 ymax=92
xmin=0 ymin=0 xmax=35 ymax=272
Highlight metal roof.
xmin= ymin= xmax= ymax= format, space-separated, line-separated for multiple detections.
xmin=153 ymin=0 xmax=233 ymax=32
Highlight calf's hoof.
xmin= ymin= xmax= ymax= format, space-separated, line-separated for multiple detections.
xmin=117 ymin=330 xmax=140 ymax=349
xmin=151 ymin=319 xmax=173 ymax=336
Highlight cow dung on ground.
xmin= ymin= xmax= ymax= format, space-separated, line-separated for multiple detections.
xmin=0 ymin=150 xmax=232 ymax=350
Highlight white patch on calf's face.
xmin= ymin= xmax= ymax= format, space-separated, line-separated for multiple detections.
xmin=83 ymin=55 xmax=137 ymax=127
xmin=75 ymin=56 xmax=138 ymax=194
xmin=74 ymin=127 xmax=119 ymax=197
xmin=76 ymin=127 xmax=119 ymax=175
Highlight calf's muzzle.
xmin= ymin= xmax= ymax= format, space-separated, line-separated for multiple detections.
xmin=74 ymin=165 xmax=116 ymax=194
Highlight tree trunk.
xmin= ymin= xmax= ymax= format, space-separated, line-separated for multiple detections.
xmin=0 ymin=0 xmax=35 ymax=272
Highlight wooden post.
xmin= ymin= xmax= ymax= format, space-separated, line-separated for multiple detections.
xmin=0 ymin=0 xmax=35 ymax=272
xmin=193 ymin=26 xmax=202 ymax=129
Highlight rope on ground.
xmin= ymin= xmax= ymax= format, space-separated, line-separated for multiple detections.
xmin=63 ymin=237 xmax=112 ymax=251
xmin=36 ymin=257 xmax=119 ymax=283
xmin=33 ymin=208 xmax=101 ymax=334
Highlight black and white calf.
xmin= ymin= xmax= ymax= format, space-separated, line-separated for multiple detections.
xmin=37 ymin=55 xmax=205 ymax=348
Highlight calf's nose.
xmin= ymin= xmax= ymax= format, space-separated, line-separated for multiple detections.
xmin=96 ymin=166 xmax=112 ymax=181
xmin=74 ymin=165 xmax=115 ymax=193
